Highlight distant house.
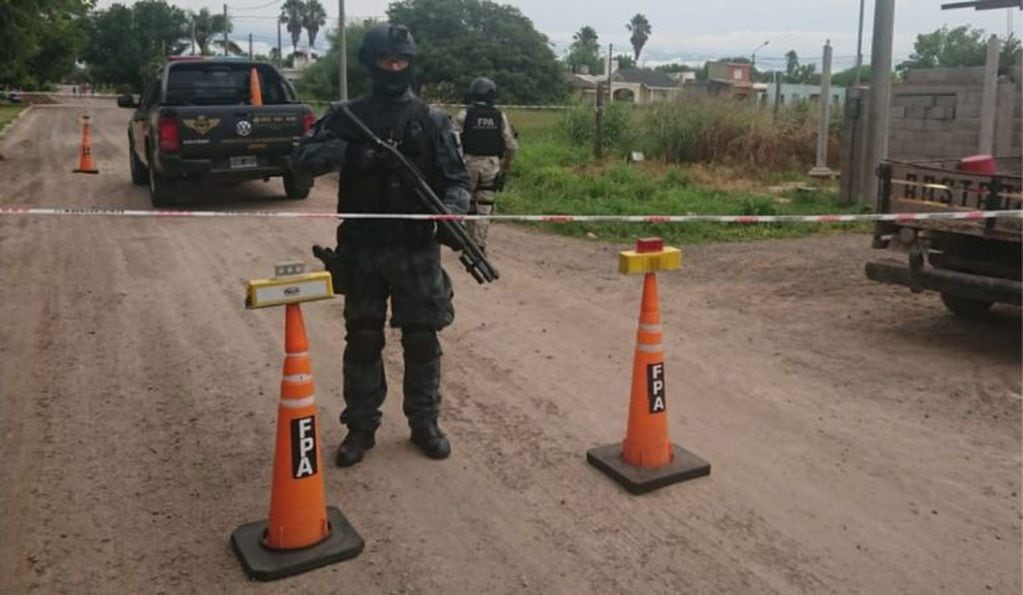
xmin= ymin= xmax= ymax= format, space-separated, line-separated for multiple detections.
xmin=765 ymin=82 xmax=846 ymax=108
xmin=610 ymin=68 xmax=681 ymax=104
xmin=705 ymin=61 xmax=755 ymax=97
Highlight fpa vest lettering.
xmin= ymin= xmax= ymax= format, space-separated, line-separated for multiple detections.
xmin=460 ymin=105 xmax=505 ymax=156
xmin=647 ymin=363 xmax=666 ymax=413
xmin=290 ymin=416 xmax=318 ymax=479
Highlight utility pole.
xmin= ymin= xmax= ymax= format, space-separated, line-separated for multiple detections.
xmin=191 ymin=19 xmax=196 ymax=55
xmin=864 ymin=0 xmax=895 ymax=208
xmin=277 ymin=20 xmax=283 ymax=67
xmin=607 ymin=43 xmax=613 ymax=93
xmin=249 ymin=33 xmax=253 ymax=61
xmin=223 ymin=4 xmax=229 ymax=57
xmin=810 ymin=40 xmax=834 ymax=178
xmin=978 ymin=35 xmax=1001 ymax=154
xmin=594 ymin=82 xmax=604 ymax=159
xmin=339 ymin=0 xmax=348 ymax=100
xmin=772 ymin=70 xmax=781 ymax=120
xmin=854 ymin=0 xmax=866 ymax=85
xmin=751 ymin=40 xmax=769 ymax=71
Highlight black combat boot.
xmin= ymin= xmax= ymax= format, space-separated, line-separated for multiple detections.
xmin=335 ymin=429 xmax=376 ymax=467
xmin=410 ymin=422 xmax=451 ymax=460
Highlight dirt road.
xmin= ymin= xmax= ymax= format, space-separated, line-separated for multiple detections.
xmin=1 ymin=100 xmax=1020 ymax=594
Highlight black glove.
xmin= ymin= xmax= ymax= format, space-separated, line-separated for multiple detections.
xmin=435 ymin=223 xmax=464 ymax=252
xmin=493 ymin=172 xmax=507 ymax=192
xmin=312 ymin=244 xmax=350 ymax=294
xmin=345 ymin=142 xmax=381 ymax=171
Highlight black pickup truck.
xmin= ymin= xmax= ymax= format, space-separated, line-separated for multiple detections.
xmin=118 ymin=58 xmax=315 ymax=207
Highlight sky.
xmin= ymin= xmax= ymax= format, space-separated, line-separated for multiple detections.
xmin=99 ymin=0 xmax=1021 ymax=70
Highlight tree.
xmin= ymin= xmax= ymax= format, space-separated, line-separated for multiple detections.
xmin=190 ymin=8 xmax=231 ymax=56
xmin=897 ymin=26 xmax=1021 ymax=76
xmin=303 ymin=0 xmax=327 ymax=49
xmin=783 ymin=50 xmax=817 ymax=84
xmin=614 ymin=54 xmax=635 ymax=70
xmin=0 ymin=0 xmax=92 ymax=89
xmin=81 ymin=0 xmax=189 ymax=91
xmin=280 ymin=0 xmax=305 ymax=54
xmin=386 ymin=0 xmax=566 ymax=104
xmin=830 ymin=65 xmax=871 ymax=87
xmin=296 ymin=22 xmax=372 ymax=100
xmin=567 ymin=25 xmax=602 ymax=75
xmin=626 ymin=14 xmax=651 ymax=62
xmin=212 ymin=39 xmax=246 ymax=57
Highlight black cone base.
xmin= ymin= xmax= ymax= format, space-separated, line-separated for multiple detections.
xmin=587 ymin=443 xmax=710 ymax=495
xmin=231 ymin=506 xmax=364 ymax=581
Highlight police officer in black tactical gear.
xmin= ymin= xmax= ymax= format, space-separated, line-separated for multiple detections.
xmin=454 ymin=77 xmax=518 ymax=253
xmin=291 ymin=23 xmax=471 ymax=467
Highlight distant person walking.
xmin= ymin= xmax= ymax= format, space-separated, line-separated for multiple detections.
xmin=454 ymin=78 xmax=517 ymax=253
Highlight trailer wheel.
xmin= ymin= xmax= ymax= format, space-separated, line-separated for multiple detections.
xmin=940 ymin=293 xmax=993 ymax=317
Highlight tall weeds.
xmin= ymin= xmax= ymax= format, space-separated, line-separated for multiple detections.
xmin=560 ymin=97 xmax=837 ymax=173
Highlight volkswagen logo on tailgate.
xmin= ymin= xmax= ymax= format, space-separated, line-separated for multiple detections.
xmin=235 ymin=120 xmax=253 ymax=136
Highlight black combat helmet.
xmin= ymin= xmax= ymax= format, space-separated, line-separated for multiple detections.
xmin=358 ymin=23 xmax=416 ymax=66
xmin=359 ymin=24 xmax=417 ymax=98
xmin=467 ymin=77 xmax=497 ymax=105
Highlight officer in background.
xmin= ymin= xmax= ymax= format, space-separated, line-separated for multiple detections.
xmin=291 ymin=24 xmax=471 ymax=467
xmin=454 ymin=78 xmax=518 ymax=253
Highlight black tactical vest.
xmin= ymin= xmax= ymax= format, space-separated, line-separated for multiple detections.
xmin=460 ymin=105 xmax=505 ymax=157
xmin=337 ymin=97 xmax=442 ymax=246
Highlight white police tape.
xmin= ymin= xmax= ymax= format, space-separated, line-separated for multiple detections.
xmin=1 ymin=206 xmax=1021 ymax=224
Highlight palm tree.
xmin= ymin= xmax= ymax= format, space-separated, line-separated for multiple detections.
xmin=212 ymin=39 xmax=246 ymax=56
xmin=279 ymin=0 xmax=305 ymax=54
xmin=303 ymin=0 xmax=327 ymax=50
xmin=626 ymin=14 xmax=651 ymax=62
xmin=190 ymin=8 xmax=231 ymax=56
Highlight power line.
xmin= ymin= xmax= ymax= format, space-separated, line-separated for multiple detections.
xmin=229 ymin=0 xmax=284 ymax=11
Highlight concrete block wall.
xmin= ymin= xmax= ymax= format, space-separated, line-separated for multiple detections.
xmin=886 ymin=82 xmax=990 ymax=160
xmin=839 ymin=64 xmax=1021 ymax=205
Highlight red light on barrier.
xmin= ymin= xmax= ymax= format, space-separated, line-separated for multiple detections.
xmin=636 ymin=237 xmax=663 ymax=253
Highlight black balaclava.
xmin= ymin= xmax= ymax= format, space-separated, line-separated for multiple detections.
xmin=359 ymin=24 xmax=416 ymax=100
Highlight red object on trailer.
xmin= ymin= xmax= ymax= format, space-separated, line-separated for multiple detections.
xmin=958 ymin=154 xmax=997 ymax=175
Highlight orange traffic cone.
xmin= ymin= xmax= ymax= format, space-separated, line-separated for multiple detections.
xmin=250 ymin=67 xmax=263 ymax=107
xmin=72 ymin=116 xmax=99 ymax=174
xmin=231 ymin=303 xmax=363 ymax=581
xmin=587 ymin=238 xmax=710 ymax=494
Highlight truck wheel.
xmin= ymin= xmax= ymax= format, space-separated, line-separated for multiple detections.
xmin=283 ymin=172 xmax=312 ymax=200
xmin=129 ymin=139 xmax=148 ymax=186
xmin=940 ymin=293 xmax=993 ymax=317
xmin=148 ymin=161 xmax=177 ymax=208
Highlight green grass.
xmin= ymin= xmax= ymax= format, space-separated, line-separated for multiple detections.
xmin=0 ymin=105 xmax=26 ymax=131
xmin=499 ymin=121 xmax=870 ymax=245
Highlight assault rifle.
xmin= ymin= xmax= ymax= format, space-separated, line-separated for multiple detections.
xmin=337 ymin=104 xmax=499 ymax=285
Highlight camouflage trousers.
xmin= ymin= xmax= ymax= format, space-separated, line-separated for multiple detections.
xmin=465 ymin=155 xmax=501 ymax=251
xmin=336 ymin=239 xmax=454 ymax=431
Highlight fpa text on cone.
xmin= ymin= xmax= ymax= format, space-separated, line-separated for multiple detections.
xmin=232 ymin=262 xmax=363 ymax=581
xmin=587 ymin=237 xmax=711 ymax=494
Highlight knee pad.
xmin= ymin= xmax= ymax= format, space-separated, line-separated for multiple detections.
xmin=401 ymin=328 xmax=440 ymax=364
xmin=345 ymin=328 xmax=385 ymax=365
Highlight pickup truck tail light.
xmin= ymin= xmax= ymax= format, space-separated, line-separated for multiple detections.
xmin=158 ymin=116 xmax=180 ymax=152
xmin=302 ymin=112 xmax=315 ymax=133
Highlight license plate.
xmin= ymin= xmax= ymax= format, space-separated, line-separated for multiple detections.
xmin=230 ymin=155 xmax=258 ymax=169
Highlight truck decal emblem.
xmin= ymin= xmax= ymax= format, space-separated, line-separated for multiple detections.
xmin=182 ymin=117 xmax=220 ymax=136
xmin=236 ymin=120 xmax=253 ymax=137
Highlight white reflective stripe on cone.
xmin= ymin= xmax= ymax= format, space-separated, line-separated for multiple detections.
xmin=280 ymin=395 xmax=317 ymax=409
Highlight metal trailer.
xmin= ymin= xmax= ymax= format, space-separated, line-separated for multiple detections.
xmin=865 ymin=157 xmax=1022 ymax=316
